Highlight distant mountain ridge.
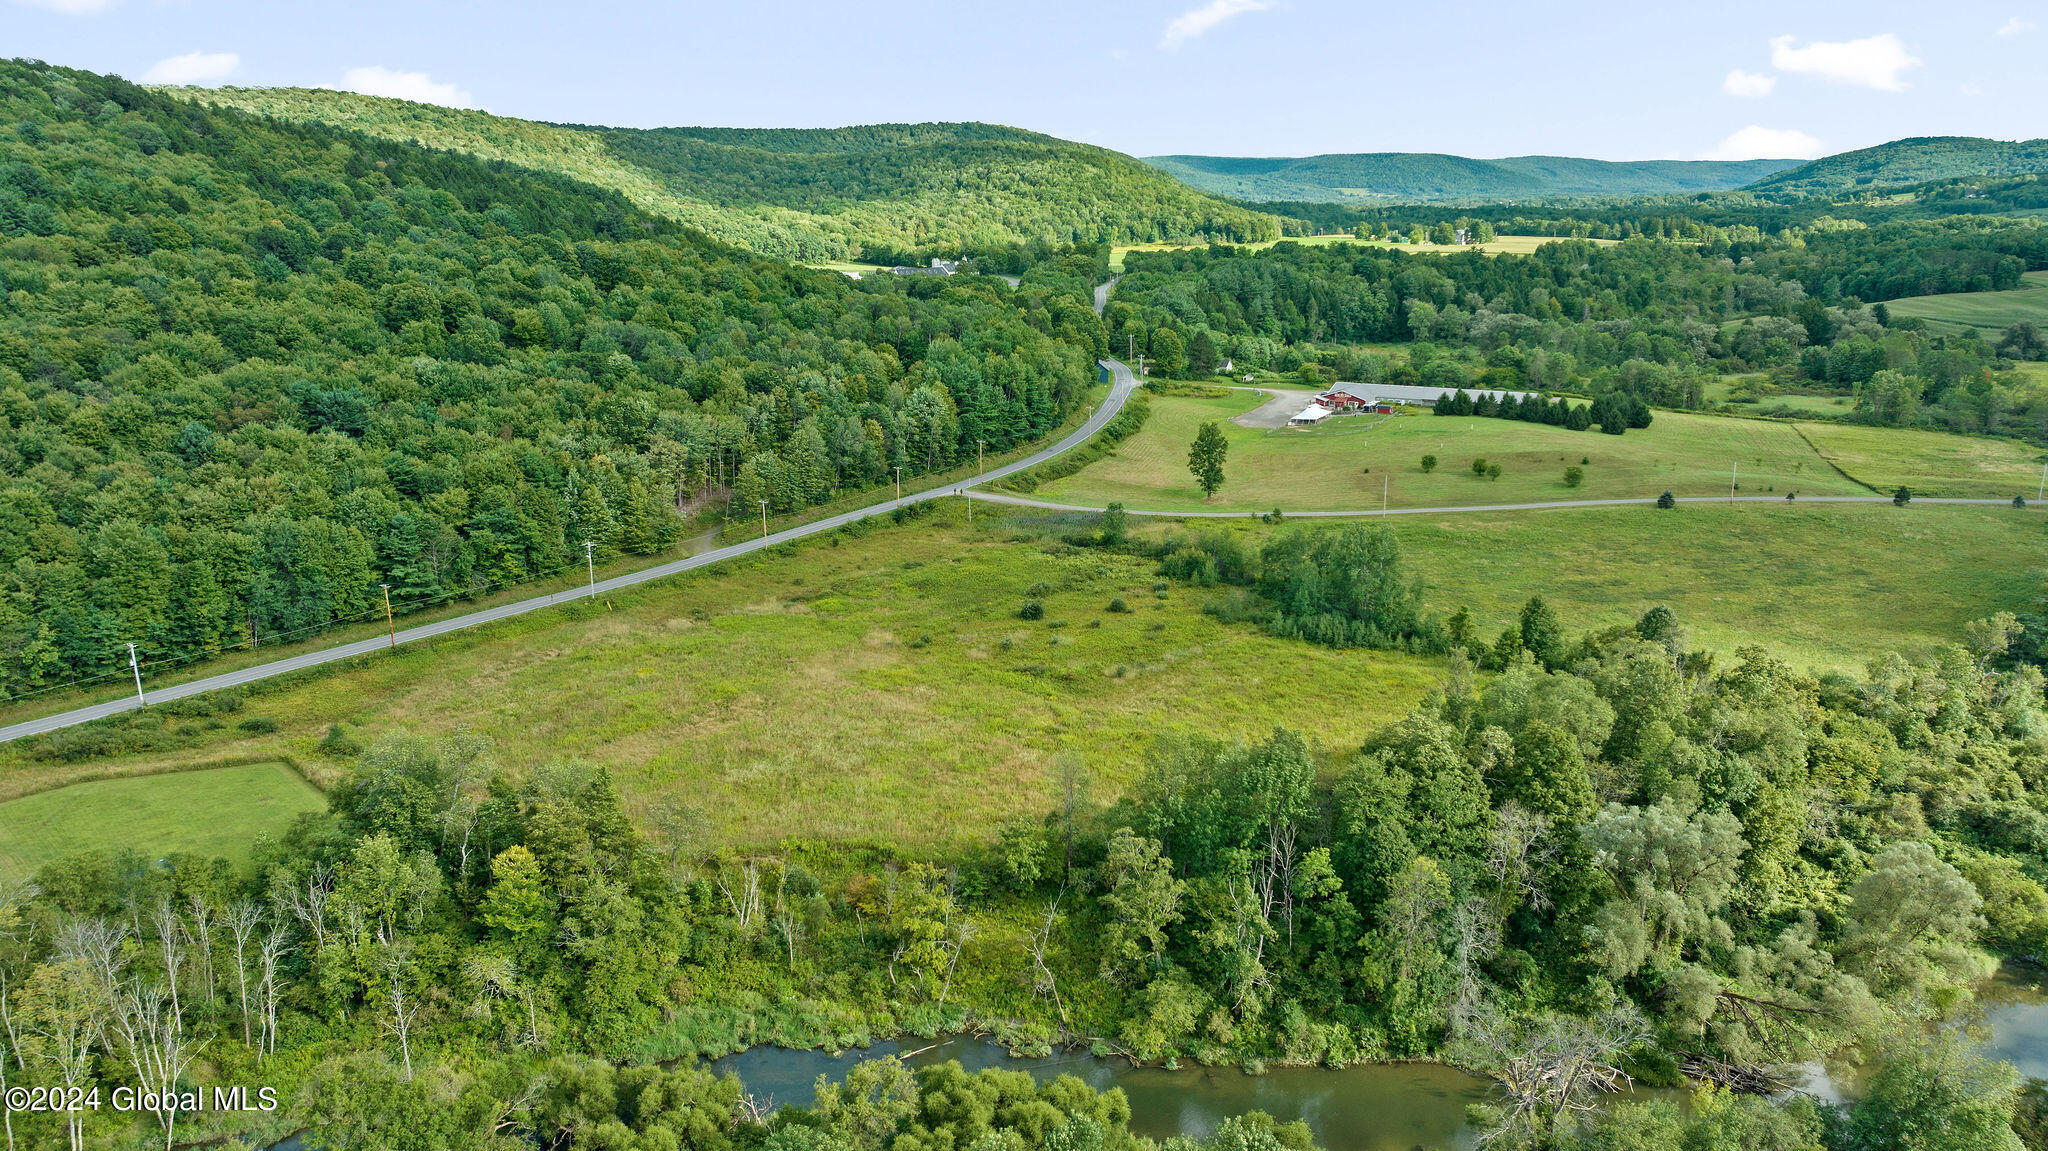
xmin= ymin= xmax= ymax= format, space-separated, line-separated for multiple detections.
xmin=182 ymin=89 xmax=1277 ymax=260
xmin=1743 ymin=136 xmax=2048 ymax=197
xmin=1144 ymin=152 xmax=1802 ymax=204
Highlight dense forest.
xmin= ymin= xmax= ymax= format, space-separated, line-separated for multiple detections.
xmin=1748 ymin=136 xmax=2048 ymax=198
xmin=4 ymin=522 xmax=2045 ymax=1149
xmin=177 ymin=88 xmax=1280 ymax=262
xmin=0 ymin=59 xmax=1109 ymax=702
xmin=1109 ymin=229 xmax=2048 ymax=439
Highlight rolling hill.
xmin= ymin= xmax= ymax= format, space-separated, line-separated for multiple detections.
xmin=1744 ymin=136 xmax=2048 ymax=198
xmin=1143 ymin=152 xmax=1800 ymax=204
xmin=178 ymin=88 xmax=1277 ymax=260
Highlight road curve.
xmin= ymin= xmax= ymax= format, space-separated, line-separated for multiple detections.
xmin=972 ymin=491 xmax=2031 ymax=517
xmin=0 ymin=359 xmax=1144 ymax=744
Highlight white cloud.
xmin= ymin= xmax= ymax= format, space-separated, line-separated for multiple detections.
xmin=1769 ymin=33 xmax=1921 ymax=91
xmin=10 ymin=0 xmax=116 ymax=11
xmin=335 ymin=66 xmax=479 ymax=109
xmin=1997 ymin=16 xmax=2034 ymax=36
xmin=1722 ymin=69 xmax=1777 ymax=98
xmin=1159 ymin=0 xmax=1274 ymax=51
xmin=1701 ymin=125 xmax=1825 ymax=161
xmin=141 ymin=51 xmax=240 ymax=86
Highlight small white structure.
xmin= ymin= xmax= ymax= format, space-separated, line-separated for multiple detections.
xmin=1289 ymin=402 xmax=1335 ymax=426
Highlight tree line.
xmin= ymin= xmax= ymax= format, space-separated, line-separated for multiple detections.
xmin=0 ymin=60 xmax=1108 ymax=701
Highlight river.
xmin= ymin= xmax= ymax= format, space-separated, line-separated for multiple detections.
xmin=265 ymin=965 xmax=2048 ymax=1151
xmin=709 ymin=1036 xmax=1496 ymax=1151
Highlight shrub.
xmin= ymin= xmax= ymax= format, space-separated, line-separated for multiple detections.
xmin=1893 ymin=486 xmax=1912 ymax=506
xmin=1421 ymin=454 xmax=1438 ymax=473
xmin=318 ymin=723 xmax=361 ymax=757
xmin=1657 ymin=490 xmax=1676 ymax=509
xmin=1471 ymin=457 xmax=1487 ymax=475
xmin=1563 ymin=466 xmax=1584 ymax=488
xmin=1107 ymin=597 xmax=1131 ymax=613
xmin=237 ymin=716 xmax=278 ymax=734
xmin=1486 ymin=463 xmax=1502 ymax=480
xmin=2018 ymin=495 xmax=2029 ymax=509
xmin=1018 ymin=600 xmax=1044 ymax=620
xmin=1026 ymin=581 xmax=1052 ymax=596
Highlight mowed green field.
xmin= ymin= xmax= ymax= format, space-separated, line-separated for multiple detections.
xmin=1795 ymin=421 xmax=2048 ymax=499
xmin=1037 ymin=392 xmax=1873 ymax=511
xmin=1885 ymin=270 xmax=2048 ymax=336
xmin=0 ymin=762 xmax=324 ymax=875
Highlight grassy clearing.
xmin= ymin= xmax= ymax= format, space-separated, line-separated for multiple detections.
xmin=0 ymin=512 xmax=1438 ymax=851
xmin=1389 ymin=503 xmax=2048 ymax=668
xmin=0 ymin=762 xmax=323 ymax=875
xmin=1037 ymin=392 xmax=1871 ymax=511
xmin=1885 ymin=271 xmax=2048 ymax=336
xmin=8 ymin=499 xmax=2040 ymax=860
xmin=1108 ymin=234 xmax=1613 ymax=271
xmin=1794 ymin=421 xmax=2048 ymax=499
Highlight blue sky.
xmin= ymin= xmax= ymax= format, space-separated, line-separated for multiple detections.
xmin=6 ymin=0 xmax=2045 ymax=161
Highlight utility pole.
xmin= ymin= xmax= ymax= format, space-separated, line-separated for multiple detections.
xmin=379 ymin=583 xmax=396 ymax=648
xmin=966 ymin=489 xmax=972 ymax=525
xmin=976 ymin=439 xmax=985 ymax=479
xmin=1382 ymin=472 xmax=1389 ymax=516
xmin=1730 ymin=461 xmax=1738 ymax=504
xmin=582 ymin=541 xmax=596 ymax=599
xmin=759 ymin=499 xmax=769 ymax=539
xmin=127 ymin=642 xmax=145 ymax=706
xmin=894 ymin=466 xmax=903 ymax=505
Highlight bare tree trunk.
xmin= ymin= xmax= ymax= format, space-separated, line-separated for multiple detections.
xmin=186 ymin=896 xmax=216 ymax=1006
xmin=149 ymin=900 xmax=183 ymax=1029
xmin=381 ymin=949 xmax=419 ymax=1081
xmin=1027 ymin=897 xmax=1069 ymax=1025
xmin=258 ymin=925 xmax=289 ymax=1057
xmin=226 ymin=903 xmax=261 ymax=1048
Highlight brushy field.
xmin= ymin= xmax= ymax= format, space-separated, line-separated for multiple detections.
xmin=0 ymin=762 xmax=323 ymax=875
xmin=1793 ymin=421 xmax=2048 ymax=499
xmin=4 ymin=499 xmax=2043 ymax=856
xmin=1036 ymin=392 xmax=1873 ymax=511
xmin=0 ymin=514 xmax=1441 ymax=851
xmin=1884 ymin=270 xmax=2048 ymax=336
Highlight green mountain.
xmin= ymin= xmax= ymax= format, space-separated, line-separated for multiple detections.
xmin=0 ymin=59 xmax=1106 ymax=696
xmin=179 ymin=88 xmax=1277 ymax=260
xmin=1743 ymin=136 xmax=2048 ymax=198
xmin=1143 ymin=152 xmax=1800 ymax=204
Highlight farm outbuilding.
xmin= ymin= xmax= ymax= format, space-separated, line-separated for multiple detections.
xmin=1289 ymin=402 xmax=1335 ymax=425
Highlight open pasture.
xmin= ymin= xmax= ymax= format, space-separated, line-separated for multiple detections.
xmin=1036 ymin=392 xmax=1873 ymax=511
xmin=1884 ymin=270 xmax=2048 ymax=336
xmin=0 ymin=520 xmax=1440 ymax=851
xmin=1108 ymin=233 xmax=1612 ymax=270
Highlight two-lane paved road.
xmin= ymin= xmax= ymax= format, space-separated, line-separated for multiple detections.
xmin=0 ymin=359 xmax=1143 ymax=744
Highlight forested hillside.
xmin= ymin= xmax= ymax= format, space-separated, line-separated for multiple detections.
xmin=177 ymin=87 xmax=1279 ymax=260
xmin=0 ymin=59 xmax=1107 ymax=700
xmin=1144 ymin=152 xmax=1799 ymax=204
xmin=1109 ymin=223 xmax=2048 ymax=438
xmin=1748 ymin=136 xmax=2048 ymax=198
